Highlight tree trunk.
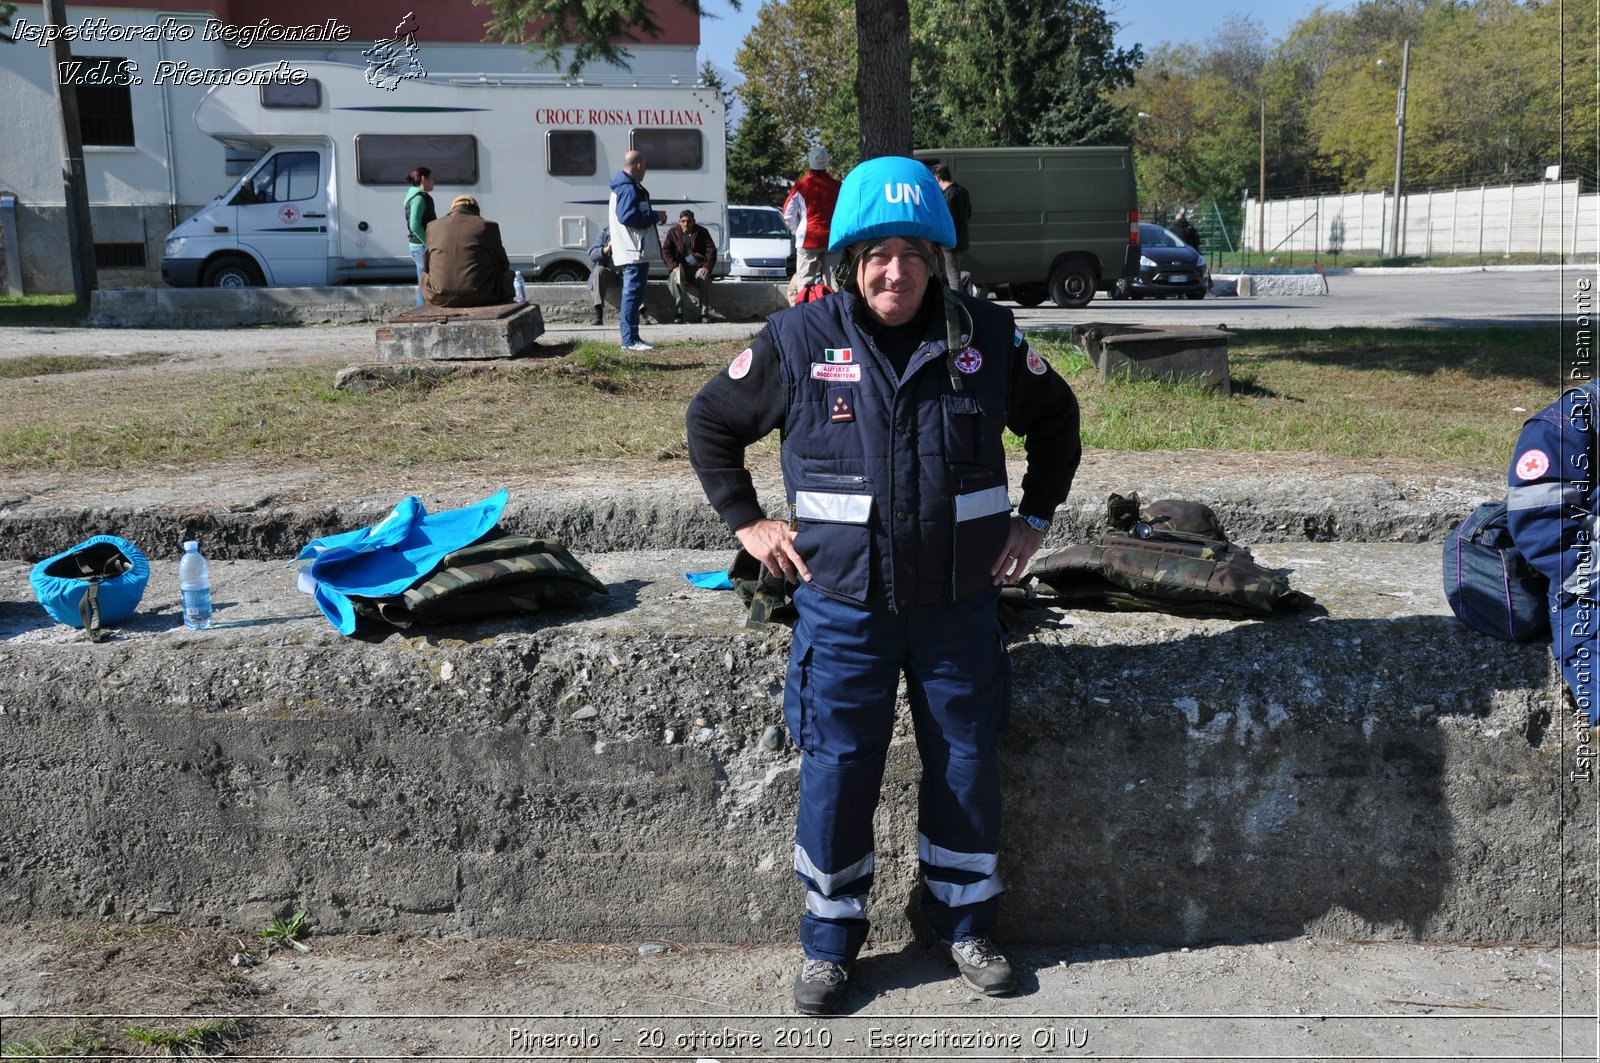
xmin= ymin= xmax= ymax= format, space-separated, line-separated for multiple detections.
xmin=853 ymin=0 xmax=913 ymax=158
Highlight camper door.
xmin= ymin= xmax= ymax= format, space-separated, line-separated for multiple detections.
xmin=231 ymin=149 xmax=331 ymax=286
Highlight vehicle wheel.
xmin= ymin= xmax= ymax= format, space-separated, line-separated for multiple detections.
xmin=540 ymin=262 xmax=588 ymax=284
xmin=1010 ymin=284 xmax=1047 ymax=308
xmin=1047 ymin=260 xmax=1096 ymax=309
xmin=1187 ymin=288 xmax=1207 ymax=300
xmin=202 ymin=255 xmax=263 ymax=288
xmin=1110 ymin=278 xmax=1131 ymax=301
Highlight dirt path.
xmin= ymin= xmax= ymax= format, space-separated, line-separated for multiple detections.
xmin=2 ymin=922 xmax=1593 ymax=1061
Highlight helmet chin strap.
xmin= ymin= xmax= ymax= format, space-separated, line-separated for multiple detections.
xmin=942 ymin=285 xmax=971 ymax=392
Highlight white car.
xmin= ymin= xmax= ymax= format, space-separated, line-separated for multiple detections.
xmin=727 ymin=205 xmax=794 ymax=282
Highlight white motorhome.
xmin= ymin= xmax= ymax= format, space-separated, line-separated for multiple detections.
xmin=160 ymin=61 xmax=726 ymax=287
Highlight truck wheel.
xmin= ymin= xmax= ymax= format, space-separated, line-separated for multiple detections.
xmin=540 ymin=262 xmax=587 ymax=283
xmin=1010 ymin=284 xmax=1047 ymax=308
xmin=1047 ymin=260 xmax=1096 ymax=309
xmin=202 ymin=255 xmax=263 ymax=288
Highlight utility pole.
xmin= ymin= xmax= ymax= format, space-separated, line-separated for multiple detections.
xmin=1388 ymin=39 xmax=1410 ymax=259
xmin=1258 ymin=90 xmax=1266 ymax=258
xmin=44 ymin=0 xmax=97 ymax=302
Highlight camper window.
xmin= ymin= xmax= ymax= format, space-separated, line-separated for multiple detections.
xmin=548 ymin=131 xmax=596 ymax=176
xmin=630 ymin=130 xmax=702 ymax=171
xmin=261 ymin=79 xmax=322 ymax=109
xmin=231 ymin=151 xmax=319 ymax=206
xmin=356 ymin=135 xmax=479 ymax=185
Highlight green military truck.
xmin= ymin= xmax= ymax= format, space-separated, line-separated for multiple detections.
xmin=915 ymin=146 xmax=1139 ymax=308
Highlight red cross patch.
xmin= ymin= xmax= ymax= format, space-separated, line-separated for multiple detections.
xmin=829 ymin=387 xmax=854 ymax=423
xmin=954 ymin=346 xmax=983 ymax=374
xmin=1515 ymin=448 xmax=1550 ymax=481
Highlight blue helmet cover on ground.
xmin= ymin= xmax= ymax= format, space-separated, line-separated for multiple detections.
xmin=30 ymin=534 xmax=150 ymax=628
xmin=827 ymin=156 xmax=956 ymax=253
xmin=298 ymin=489 xmax=509 ymax=634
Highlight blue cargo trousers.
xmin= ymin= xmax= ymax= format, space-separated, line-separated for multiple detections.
xmin=783 ymin=582 xmax=1010 ymax=964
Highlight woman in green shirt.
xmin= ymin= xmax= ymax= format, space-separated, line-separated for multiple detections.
xmin=403 ymin=166 xmax=436 ymax=306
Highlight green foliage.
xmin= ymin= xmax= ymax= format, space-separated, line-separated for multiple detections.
xmin=733 ymin=0 xmax=857 ymax=168
xmin=260 ymin=907 xmax=312 ymax=953
xmin=1121 ymin=0 xmax=1592 ymax=212
xmin=727 ymin=97 xmax=792 ymax=205
xmin=913 ymin=0 xmax=1140 ymax=147
xmin=0 ymin=294 xmax=86 ymax=328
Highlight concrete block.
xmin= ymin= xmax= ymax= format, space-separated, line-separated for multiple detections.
xmin=1072 ymin=323 xmax=1232 ymax=394
xmin=374 ymin=302 xmax=546 ymax=361
xmin=1216 ymin=272 xmax=1329 ymax=297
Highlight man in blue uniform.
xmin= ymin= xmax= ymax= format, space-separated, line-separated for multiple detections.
xmin=686 ymin=156 xmax=1082 ymax=1014
xmin=1506 ymin=380 xmax=1598 ymax=722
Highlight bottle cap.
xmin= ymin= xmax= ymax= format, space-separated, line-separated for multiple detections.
xmin=184 ymin=540 xmax=199 ymax=551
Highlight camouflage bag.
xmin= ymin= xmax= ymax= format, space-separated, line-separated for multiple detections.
xmin=1028 ymin=493 xmax=1313 ymax=619
xmin=349 ymin=529 xmax=607 ymax=628
xmin=729 ymin=547 xmax=796 ymax=628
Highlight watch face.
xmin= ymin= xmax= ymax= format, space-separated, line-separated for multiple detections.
xmin=1025 ymin=515 xmax=1051 ymax=532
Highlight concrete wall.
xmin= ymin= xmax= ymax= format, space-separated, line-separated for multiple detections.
xmin=1243 ymin=181 xmax=1595 ymax=259
xmin=1 ymin=471 xmax=1593 ymax=947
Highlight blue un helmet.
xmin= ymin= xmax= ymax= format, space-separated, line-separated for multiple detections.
xmin=30 ymin=534 xmax=150 ymax=638
xmin=827 ymin=156 xmax=956 ymax=253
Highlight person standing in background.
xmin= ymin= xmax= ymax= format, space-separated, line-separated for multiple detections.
xmin=403 ymin=167 xmax=436 ymax=307
xmin=931 ymin=163 xmax=971 ymax=293
xmin=608 ymin=150 xmax=668 ymax=351
xmin=783 ymin=146 xmax=842 ymax=303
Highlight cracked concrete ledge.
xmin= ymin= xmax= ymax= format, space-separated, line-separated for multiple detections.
xmin=0 ymin=461 xmax=1504 ymax=562
xmin=0 ymin=543 xmax=1589 ymax=948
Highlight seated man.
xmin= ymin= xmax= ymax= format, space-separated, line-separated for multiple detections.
xmin=423 ymin=195 xmax=513 ymax=308
xmin=587 ymin=227 xmax=619 ymax=326
xmin=661 ymin=209 xmax=717 ymax=324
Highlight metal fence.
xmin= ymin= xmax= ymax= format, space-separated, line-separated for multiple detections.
xmin=1238 ymin=180 xmax=1597 ymax=261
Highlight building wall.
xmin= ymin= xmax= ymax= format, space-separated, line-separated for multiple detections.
xmin=0 ymin=2 xmax=700 ymax=293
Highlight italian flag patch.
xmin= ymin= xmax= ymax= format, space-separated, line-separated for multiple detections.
xmin=824 ymin=348 xmax=854 ymax=364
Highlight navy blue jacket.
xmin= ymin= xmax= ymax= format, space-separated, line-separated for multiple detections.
xmin=1506 ymin=382 xmax=1598 ymax=715
xmin=687 ymin=288 xmax=1080 ymax=611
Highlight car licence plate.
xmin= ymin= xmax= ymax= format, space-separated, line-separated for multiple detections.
xmin=1168 ymin=273 xmax=1191 ymax=284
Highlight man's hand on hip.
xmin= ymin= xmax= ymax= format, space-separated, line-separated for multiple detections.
xmin=991 ymin=517 xmax=1047 ymax=585
xmin=735 ymin=518 xmax=812 ymax=584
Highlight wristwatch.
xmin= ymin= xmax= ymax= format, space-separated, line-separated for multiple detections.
xmin=1020 ymin=513 xmax=1052 ymax=533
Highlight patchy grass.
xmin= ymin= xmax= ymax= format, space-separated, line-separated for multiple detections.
xmin=0 ymin=294 xmax=87 ymax=328
xmin=0 ymin=328 xmax=1558 ymax=474
xmin=1025 ymin=325 xmax=1555 ymax=465
xmin=1 ymin=1021 xmax=110 ymax=1058
xmin=123 ymin=1018 xmax=243 ymax=1055
xmin=0 ymin=351 xmax=169 ymax=379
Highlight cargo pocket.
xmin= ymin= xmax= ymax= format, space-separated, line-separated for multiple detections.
xmin=783 ymin=631 xmax=814 ymax=751
xmin=793 ymin=478 xmax=874 ymax=603
xmin=942 ymin=394 xmax=1003 ymax=468
xmin=952 ymin=509 xmax=1011 ymax=600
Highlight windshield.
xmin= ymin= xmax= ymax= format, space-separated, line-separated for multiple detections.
xmin=1140 ymin=224 xmax=1187 ymax=249
xmin=731 ymin=208 xmax=788 ymax=240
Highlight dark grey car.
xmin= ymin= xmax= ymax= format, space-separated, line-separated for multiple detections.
xmin=1119 ymin=223 xmax=1209 ymax=299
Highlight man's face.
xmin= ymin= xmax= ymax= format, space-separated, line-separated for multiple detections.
xmin=678 ymin=215 xmax=694 ymax=232
xmin=856 ymin=238 xmax=931 ymax=327
xmin=627 ymin=156 xmax=647 ymax=180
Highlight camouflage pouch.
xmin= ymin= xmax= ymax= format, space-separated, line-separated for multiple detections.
xmin=350 ymin=530 xmax=607 ymax=628
xmin=1030 ymin=494 xmax=1312 ymax=618
xmin=729 ymin=547 xmax=796 ymax=628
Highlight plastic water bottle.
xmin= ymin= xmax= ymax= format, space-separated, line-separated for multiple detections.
xmin=512 ymin=270 xmax=526 ymax=303
xmin=178 ymin=540 xmax=212 ymax=630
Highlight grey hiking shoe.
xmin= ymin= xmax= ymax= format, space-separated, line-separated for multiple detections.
xmin=948 ymin=937 xmax=1018 ymax=995
xmin=793 ymin=958 xmax=849 ymax=1015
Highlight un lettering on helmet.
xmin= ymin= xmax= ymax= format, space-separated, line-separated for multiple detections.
xmin=885 ymin=182 xmax=922 ymax=206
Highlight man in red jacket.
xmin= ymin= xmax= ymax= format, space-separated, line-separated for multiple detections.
xmin=783 ymin=146 xmax=842 ymax=303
